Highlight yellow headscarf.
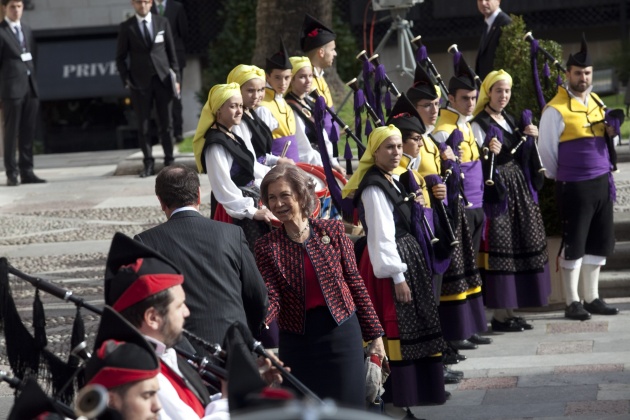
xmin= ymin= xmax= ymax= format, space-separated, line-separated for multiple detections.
xmin=226 ymin=64 xmax=265 ymax=87
xmin=289 ymin=56 xmax=312 ymax=78
xmin=473 ymin=69 xmax=513 ymax=117
xmin=192 ymin=82 xmax=242 ymax=172
xmin=342 ymin=125 xmax=402 ymax=198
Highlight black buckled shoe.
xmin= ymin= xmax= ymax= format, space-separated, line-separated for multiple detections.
xmin=469 ymin=333 xmax=493 ymax=345
xmin=583 ymin=298 xmax=619 ymax=315
xmin=509 ymin=317 xmax=534 ymax=330
xmin=491 ymin=318 xmax=524 ymax=332
xmin=449 ymin=339 xmax=478 ymax=350
xmin=565 ymin=301 xmax=591 ymax=321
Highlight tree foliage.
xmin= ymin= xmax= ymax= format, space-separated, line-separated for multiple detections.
xmin=494 ymin=15 xmax=564 ymax=237
xmin=200 ymin=0 xmax=257 ymax=102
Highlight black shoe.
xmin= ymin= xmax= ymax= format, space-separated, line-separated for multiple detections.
xmin=468 ymin=333 xmax=493 ymax=345
xmin=7 ymin=175 xmax=19 ymax=186
xmin=445 ymin=391 xmax=451 ymax=399
xmin=139 ymin=162 xmax=155 ymax=178
xmin=509 ymin=316 xmax=534 ymax=330
xmin=21 ymin=173 xmax=46 ymax=184
xmin=174 ymin=135 xmax=184 ymax=144
xmin=164 ymin=158 xmax=175 ymax=167
xmin=450 ymin=339 xmax=478 ymax=350
xmin=445 ymin=366 xmax=464 ymax=377
xmin=491 ymin=318 xmax=525 ymax=332
xmin=443 ymin=367 xmax=462 ymax=384
xmin=564 ymin=301 xmax=591 ymax=321
xmin=583 ymin=298 xmax=619 ymax=315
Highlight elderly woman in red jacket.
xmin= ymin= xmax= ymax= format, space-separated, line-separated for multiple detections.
xmin=255 ymin=164 xmax=386 ymax=407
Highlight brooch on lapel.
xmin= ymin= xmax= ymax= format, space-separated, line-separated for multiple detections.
xmin=320 ymin=230 xmax=331 ymax=244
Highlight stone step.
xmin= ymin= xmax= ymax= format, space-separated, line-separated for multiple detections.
xmin=602 ymin=240 xmax=630 ymax=271
xmin=614 ymin=212 xmax=630 ymax=242
xmin=599 ymin=269 xmax=630 ymax=298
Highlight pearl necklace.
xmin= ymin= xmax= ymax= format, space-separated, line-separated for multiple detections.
xmin=288 ymin=221 xmax=309 ymax=240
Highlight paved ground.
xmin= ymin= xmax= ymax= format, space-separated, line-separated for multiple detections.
xmin=0 ymin=147 xmax=628 ymax=419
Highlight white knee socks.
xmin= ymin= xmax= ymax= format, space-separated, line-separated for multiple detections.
xmin=580 ymin=264 xmax=601 ymax=303
xmin=561 ymin=266 xmax=581 ymax=306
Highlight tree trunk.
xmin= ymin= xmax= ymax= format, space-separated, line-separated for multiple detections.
xmin=253 ymin=0 xmax=344 ymax=101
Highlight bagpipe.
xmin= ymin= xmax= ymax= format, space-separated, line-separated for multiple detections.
xmin=0 ymin=258 xmax=322 ymax=417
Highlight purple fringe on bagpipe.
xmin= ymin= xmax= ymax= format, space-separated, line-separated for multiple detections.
xmin=407 ymin=173 xmax=433 ymax=278
xmin=416 ymin=45 xmax=428 ymax=64
xmin=362 ymin=60 xmax=376 ymax=111
xmin=422 ymin=174 xmax=452 ymax=275
xmin=313 ymin=96 xmax=355 ymax=215
xmin=374 ymin=64 xmax=386 ymax=122
xmin=529 ymin=38 xmax=547 ymax=110
xmin=353 ymin=88 xmax=365 ymax=144
xmin=519 ymin=110 xmax=538 ymax=203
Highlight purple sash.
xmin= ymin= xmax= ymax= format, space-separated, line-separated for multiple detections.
xmin=460 ymin=160 xmax=483 ymax=209
xmin=271 ymin=134 xmax=299 ymax=162
xmin=557 ymin=137 xmax=611 ymax=182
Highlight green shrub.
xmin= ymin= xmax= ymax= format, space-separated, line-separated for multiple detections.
xmin=494 ymin=15 xmax=564 ymax=237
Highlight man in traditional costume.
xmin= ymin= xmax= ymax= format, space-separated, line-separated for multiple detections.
xmin=539 ymin=35 xmax=620 ymax=320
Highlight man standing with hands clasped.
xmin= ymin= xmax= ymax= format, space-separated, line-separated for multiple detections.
xmin=116 ymin=0 xmax=180 ymax=178
xmin=0 ymin=0 xmax=46 ymax=186
xmin=475 ymin=0 xmax=511 ymax=80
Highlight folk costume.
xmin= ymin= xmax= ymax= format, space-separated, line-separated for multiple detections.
xmin=471 ymin=70 xmax=550 ymax=329
xmin=539 ymin=36 xmax=619 ymax=318
xmin=257 ymin=40 xmax=322 ymax=165
xmin=433 ymin=58 xmax=485 ymax=254
xmin=300 ymin=14 xmax=338 ymax=141
xmin=404 ymin=76 xmax=487 ymax=342
xmin=285 ymin=56 xmax=341 ymax=168
xmin=193 ymin=83 xmax=270 ymax=253
xmin=343 ymin=126 xmax=447 ymax=408
xmin=228 ymin=64 xmax=276 ymax=175
xmin=103 ymin=234 xmax=229 ymax=420
xmin=255 ymin=219 xmax=384 ymax=407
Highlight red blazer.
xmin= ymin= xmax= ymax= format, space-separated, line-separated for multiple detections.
xmin=255 ymin=219 xmax=384 ymax=341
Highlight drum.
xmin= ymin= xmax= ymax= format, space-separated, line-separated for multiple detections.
xmin=296 ymin=163 xmax=329 ymax=199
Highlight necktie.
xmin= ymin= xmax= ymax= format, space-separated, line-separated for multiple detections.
xmin=157 ymin=2 xmax=164 ymax=15
xmin=13 ymin=25 xmax=25 ymax=50
xmin=142 ymin=19 xmax=152 ymax=47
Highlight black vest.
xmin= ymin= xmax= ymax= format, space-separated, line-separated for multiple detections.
xmin=201 ymin=128 xmax=255 ymax=187
xmin=242 ymin=110 xmax=273 ymax=159
xmin=355 ymin=166 xmax=412 ymax=238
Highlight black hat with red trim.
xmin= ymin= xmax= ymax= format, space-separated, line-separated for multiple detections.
xmin=84 ymin=306 xmax=160 ymax=390
xmin=386 ymin=93 xmax=426 ymax=134
xmin=104 ymin=232 xmax=183 ymax=312
xmin=265 ymin=39 xmax=292 ymax=74
xmin=300 ymin=14 xmax=336 ymax=52
xmin=567 ymin=33 xmax=592 ymax=68
xmin=407 ymin=64 xmax=440 ymax=103
xmin=7 ymin=378 xmax=65 ymax=420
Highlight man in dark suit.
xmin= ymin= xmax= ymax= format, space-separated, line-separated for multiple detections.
xmin=134 ymin=164 xmax=268 ymax=350
xmin=475 ymin=0 xmax=511 ymax=80
xmin=0 ymin=0 xmax=45 ymax=186
xmin=116 ymin=0 xmax=180 ymax=178
xmin=151 ymin=0 xmax=187 ymax=143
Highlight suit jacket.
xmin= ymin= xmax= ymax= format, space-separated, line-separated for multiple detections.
xmin=255 ymin=219 xmax=384 ymax=341
xmin=475 ymin=11 xmax=512 ymax=80
xmin=135 ymin=210 xmax=268 ymax=347
xmin=116 ymin=13 xmax=180 ymax=91
xmin=151 ymin=0 xmax=188 ymax=68
xmin=0 ymin=20 xmax=38 ymax=99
